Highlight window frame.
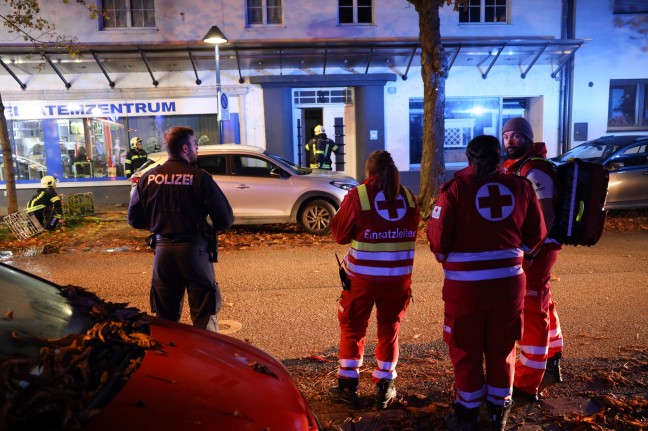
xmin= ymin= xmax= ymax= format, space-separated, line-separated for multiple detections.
xmin=607 ymin=79 xmax=648 ymax=132
xmin=100 ymin=0 xmax=156 ymax=30
xmin=338 ymin=0 xmax=373 ymax=25
xmin=458 ymin=0 xmax=509 ymax=24
xmin=246 ymin=0 xmax=283 ymax=27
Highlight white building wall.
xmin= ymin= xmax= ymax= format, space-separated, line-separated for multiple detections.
xmin=572 ymin=0 xmax=648 ymax=145
xmin=3 ymin=0 xmax=642 ymax=176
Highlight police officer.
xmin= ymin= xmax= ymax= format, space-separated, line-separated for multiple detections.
xmin=305 ymin=125 xmax=339 ymax=170
xmin=26 ymin=175 xmax=63 ymax=230
xmin=125 ymin=136 xmax=148 ymax=178
xmin=128 ymin=126 xmax=234 ymax=332
xmin=428 ymin=135 xmax=546 ymax=431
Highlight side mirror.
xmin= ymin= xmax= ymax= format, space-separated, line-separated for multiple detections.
xmin=607 ymin=162 xmax=624 ymax=172
xmin=270 ymin=167 xmax=286 ymax=177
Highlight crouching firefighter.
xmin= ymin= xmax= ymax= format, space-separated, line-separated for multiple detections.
xmin=329 ymin=150 xmax=419 ymax=410
xmin=26 ymin=176 xmax=63 ymax=230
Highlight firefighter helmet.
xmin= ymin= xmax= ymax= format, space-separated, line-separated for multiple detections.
xmin=41 ymin=175 xmax=57 ymax=188
xmin=130 ymin=137 xmax=142 ymax=149
xmin=314 ymin=125 xmax=325 ymax=135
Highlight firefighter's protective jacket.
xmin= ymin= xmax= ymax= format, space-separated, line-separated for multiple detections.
xmin=305 ymin=134 xmax=338 ymax=169
xmin=26 ymin=188 xmax=62 ymax=219
xmin=125 ymin=148 xmax=149 ymax=178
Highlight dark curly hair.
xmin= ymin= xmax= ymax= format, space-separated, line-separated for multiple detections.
xmin=366 ymin=150 xmax=400 ymax=202
xmin=465 ymin=135 xmax=502 ymax=181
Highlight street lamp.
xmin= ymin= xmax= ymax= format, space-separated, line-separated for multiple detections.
xmin=203 ymin=25 xmax=228 ymax=145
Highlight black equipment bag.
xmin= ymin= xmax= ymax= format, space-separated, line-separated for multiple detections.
xmin=519 ymin=157 xmax=609 ymax=246
xmin=550 ymin=159 xmax=609 ymax=246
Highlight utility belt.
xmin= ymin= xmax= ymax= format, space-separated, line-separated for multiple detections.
xmin=149 ymin=232 xmax=218 ymax=263
xmin=154 ymin=233 xmax=201 ymax=242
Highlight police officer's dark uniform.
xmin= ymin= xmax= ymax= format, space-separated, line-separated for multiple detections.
xmin=305 ymin=125 xmax=339 ymax=170
xmin=128 ymin=127 xmax=234 ymax=331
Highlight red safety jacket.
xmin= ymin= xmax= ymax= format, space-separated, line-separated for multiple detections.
xmin=331 ymin=176 xmax=420 ymax=282
xmin=504 ymin=142 xmax=562 ymax=250
xmin=427 ymin=166 xmax=546 ymax=304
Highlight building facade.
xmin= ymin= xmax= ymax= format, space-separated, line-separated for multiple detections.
xmin=0 ymin=0 xmax=646 ymax=209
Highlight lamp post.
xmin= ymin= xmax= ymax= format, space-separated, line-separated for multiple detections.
xmin=203 ymin=25 xmax=228 ymax=145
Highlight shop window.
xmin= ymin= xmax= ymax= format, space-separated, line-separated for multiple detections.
xmin=338 ymin=0 xmax=373 ymax=24
xmin=408 ymin=97 xmax=501 ymax=167
xmin=246 ymin=0 xmax=282 ymax=26
xmin=8 ymin=120 xmax=46 ymax=180
xmin=608 ymin=79 xmax=648 ymax=131
xmin=459 ymin=0 xmax=509 ymax=24
xmin=101 ymin=0 xmax=156 ymax=29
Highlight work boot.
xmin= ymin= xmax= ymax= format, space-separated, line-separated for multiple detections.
xmin=512 ymin=386 xmax=539 ymax=403
xmin=444 ymin=403 xmax=479 ymax=431
xmin=375 ymin=378 xmax=397 ymax=410
xmin=544 ymin=352 xmax=563 ymax=383
xmin=487 ymin=400 xmax=513 ymax=431
xmin=328 ymin=377 xmax=359 ymax=408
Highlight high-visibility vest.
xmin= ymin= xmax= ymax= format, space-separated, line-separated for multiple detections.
xmin=345 ymin=184 xmax=418 ymax=279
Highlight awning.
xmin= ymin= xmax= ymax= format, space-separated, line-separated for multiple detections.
xmin=0 ymin=37 xmax=588 ymax=90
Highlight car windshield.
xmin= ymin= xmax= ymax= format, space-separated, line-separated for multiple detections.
xmin=0 ymin=264 xmax=95 ymax=359
xmin=557 ymin=142 xmax=622 ymax=162
xmin=265 ymin=151 xmax=311 ymax=175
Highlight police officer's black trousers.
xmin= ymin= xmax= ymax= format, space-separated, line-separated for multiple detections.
xmin=151 ymin=237 xmax=222 ymax=330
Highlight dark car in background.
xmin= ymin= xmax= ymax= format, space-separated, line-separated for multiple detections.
xmin=0 ymin=262 xmax=321 ymax=431
xmin=553 ymin=135 xmax=648 ymax=210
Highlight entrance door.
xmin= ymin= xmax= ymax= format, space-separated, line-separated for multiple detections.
xmin=296 ymin=106 xmax=349 ymax=170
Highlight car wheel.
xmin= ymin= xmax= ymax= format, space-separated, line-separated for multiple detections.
xmin=299 ymin=199 xmax=336 ymax=235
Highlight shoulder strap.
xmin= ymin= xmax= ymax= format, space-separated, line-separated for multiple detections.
xmin=517 ymin=156 xmax=556 ymax=177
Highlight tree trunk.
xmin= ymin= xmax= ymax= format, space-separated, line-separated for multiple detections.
xmin=411 ymin=0 xmax=448 ymax=218
xmin=0 ymin=94 xmax=19 ymax=214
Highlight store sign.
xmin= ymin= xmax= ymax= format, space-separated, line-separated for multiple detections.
xmin=5 ymin=97 xmax=220 ymax=120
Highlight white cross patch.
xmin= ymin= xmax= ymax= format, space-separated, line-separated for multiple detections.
xmin=474 ymin=182 xmax=515 ymax=221
xmin=374 ymin=190 xmax=407 ymax=221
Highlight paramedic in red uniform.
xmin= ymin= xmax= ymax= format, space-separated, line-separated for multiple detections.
xmin=428 ymin=135 xmax=545 ymax=431
xmin=328 ymin=150 xmax=420 ymax=410
xmin=502 ymin=117 xmax=565 ymax=403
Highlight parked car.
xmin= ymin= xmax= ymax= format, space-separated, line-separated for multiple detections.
xmin=553 ymin=135 xmax=648 ymax=210
xmin=130 ymin=144 xmax=359 ymax=235
xmin=0 ymin=261 xmax=321 ymax=431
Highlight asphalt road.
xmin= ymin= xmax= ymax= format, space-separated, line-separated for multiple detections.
xmin=4 ymin=230 xmax=648 ymax=362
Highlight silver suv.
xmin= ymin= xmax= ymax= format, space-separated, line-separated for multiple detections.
xmin=130 ymin=144 xmax=358 ymax=235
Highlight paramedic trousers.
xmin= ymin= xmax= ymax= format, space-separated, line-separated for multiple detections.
xmin=336 ymin=277 xmax=411 ymax=382
xmin=151 ymin=236 xmax=221 ymax=332
xmin=514 ymin=247 xmax=562 ymax=395
xmin=444 ymin=295 xmax=523 ymax=408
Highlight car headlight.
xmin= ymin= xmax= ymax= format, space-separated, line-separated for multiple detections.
xmin=330 ymin=181 xmax=358 ymax=190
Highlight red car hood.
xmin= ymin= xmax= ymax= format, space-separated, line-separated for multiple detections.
xmin=84 ymin=316 xmax=318 ymax=431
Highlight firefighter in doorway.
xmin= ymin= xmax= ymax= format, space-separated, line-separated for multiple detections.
xmin=305 ymin=125 xmax=339 ymax=170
